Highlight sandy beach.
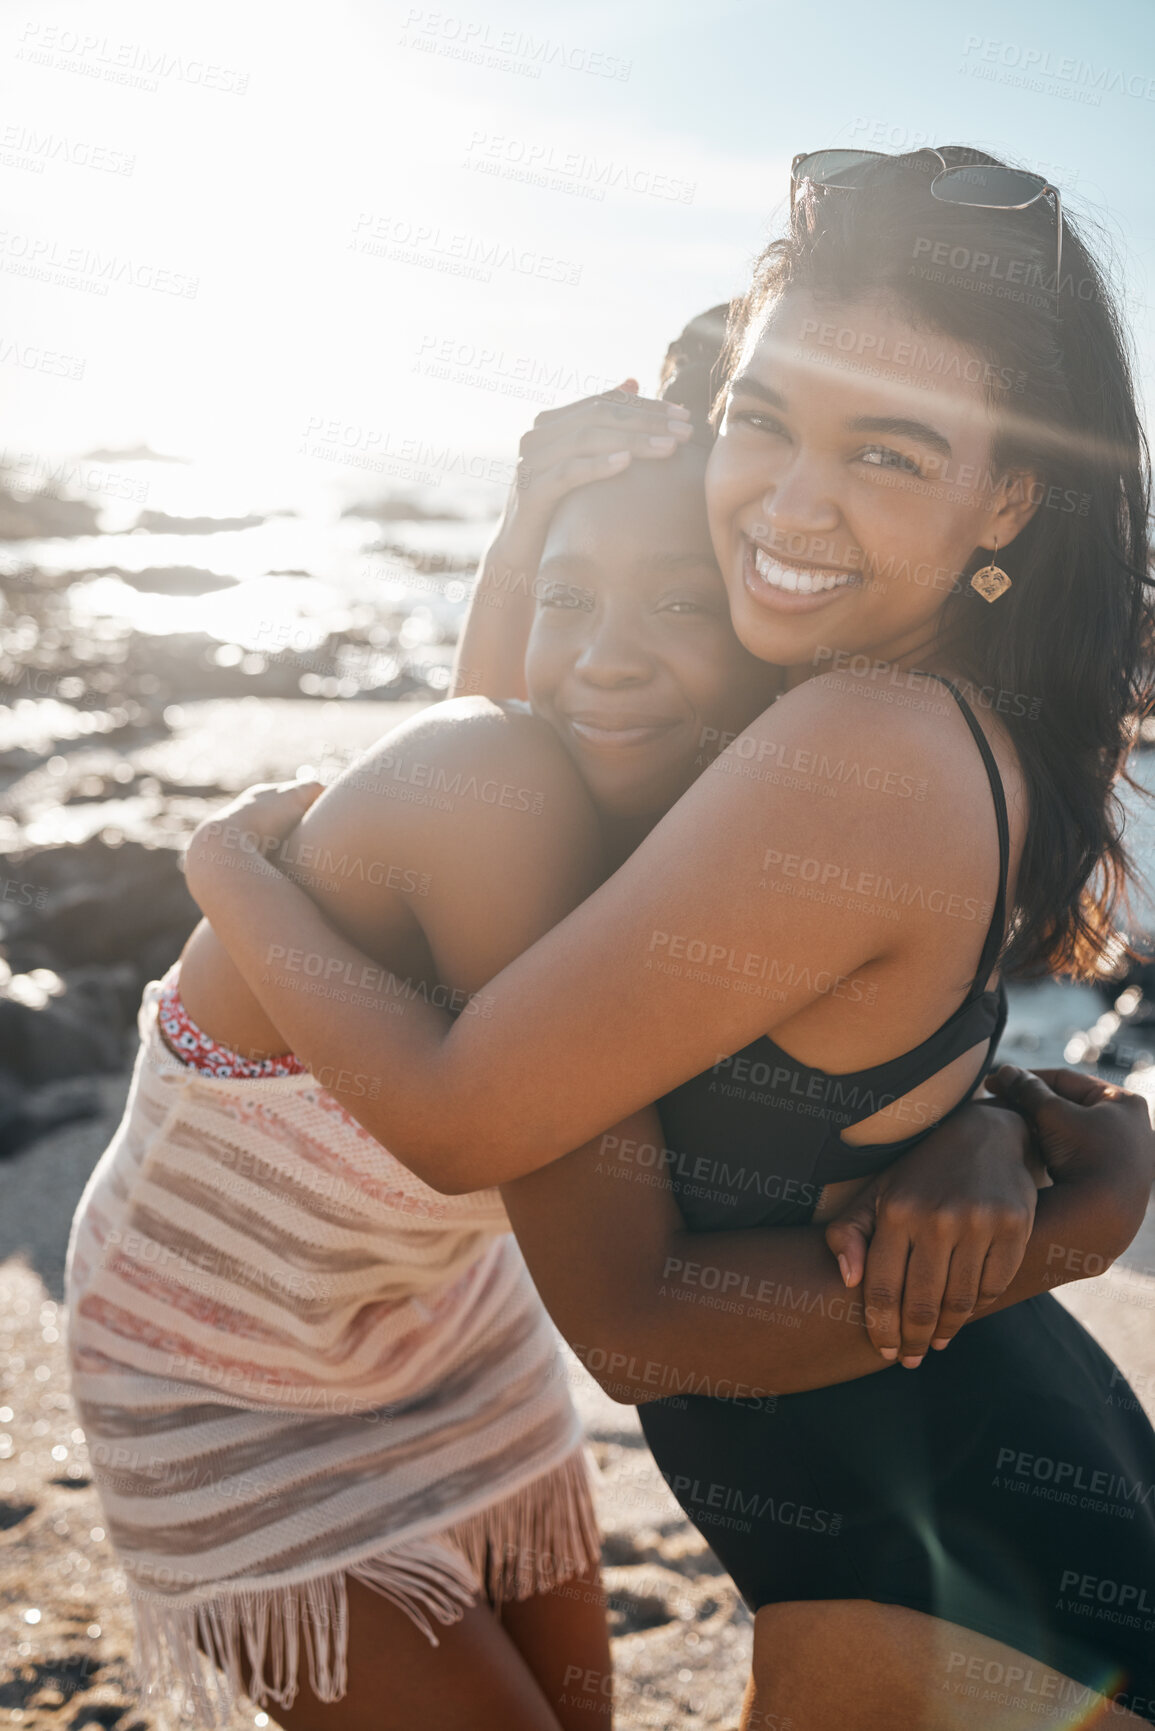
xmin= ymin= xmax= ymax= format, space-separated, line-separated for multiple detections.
xmin=2 ymin=1077 xmax=1154 ymax=1731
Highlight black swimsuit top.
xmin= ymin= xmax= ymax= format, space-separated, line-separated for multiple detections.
xmin=656 ymin=675 xmax=1011 ymax=1231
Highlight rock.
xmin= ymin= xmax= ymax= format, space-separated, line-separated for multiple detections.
xmin=0 ymin=839 xmax=195 ymax=1121
xmin=0 ymin=749 xmax=46 ymax=789
xmin=0 ymin=487 xmax=100 ymax=540
xmin=83 ymin=566 xmax=238 ymax=595
xmin=342 ymin=494 xmax=465 ymax=523
xmin=0 ymin=839 xmax=198 ymax=974
xmin=0 ymin=1073 xmax=104 ymax=1158
xmin=0 ymin=987 xmax=126 ymax=1086
xmin=134 ymin=510 xmax=266 ymax=534
xmin=82 ymin=442 xmax=179 ymax=462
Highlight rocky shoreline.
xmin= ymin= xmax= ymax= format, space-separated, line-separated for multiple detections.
xmin=0 ymin=464 xmax=471 ymax=1159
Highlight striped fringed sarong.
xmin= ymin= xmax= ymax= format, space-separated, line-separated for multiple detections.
xmin=65 ymin=980 xmax=601 ymax=1724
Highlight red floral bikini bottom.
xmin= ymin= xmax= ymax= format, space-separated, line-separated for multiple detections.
xmin=156 ymin=968 xmax=307 ymax=1079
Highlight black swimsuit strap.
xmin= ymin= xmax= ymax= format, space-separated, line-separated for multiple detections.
xmin=807 ymin=670 xmax=1013 ymax=1133
xmin=924 ymin=673 xmax=1011 ymax=999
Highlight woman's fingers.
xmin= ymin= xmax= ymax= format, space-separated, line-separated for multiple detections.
xmin=973 ymin=1229 xmax=1029 ymax=1311
xmin=502 ymin=387 xmax=694 ymax=533
xmin=201 ymin=780 xmax=323 ymax=850
xmin=894 ymin=1233 xmax=955 ymax=1366
xmin=860 ymin=1210 xmax=914 ymax=1360
xmin=1029 ymin=1068 xmax=1151 ymax=1122
xmin=516 ymin=426 xmax=695 ymax=508
xmin=526 ymin=390 xmax=686 ymax=437
xmin=924 ymin=1210 xmax=1031 ymax=1351
xmin=514 ymin=392 xmax=695 ymax=503
xmin=925 ymin=1243 xmax=985 ymax=1352
xmin=823 ymin=1187 xmax=879 ymax=1290
xmin=987 ymin=1063 xmax=1104 ymax=1110
xmin=520 ymin=397 xmax=692 ymax=460
xmin=986 ymin=1062 xmax=1142 ymax=1115
xmin=520 ymin=418 xmax=693 ymax=478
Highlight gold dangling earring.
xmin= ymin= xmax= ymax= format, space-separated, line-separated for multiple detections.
xmin=970 ymin=537 xmax=1012 ymax=603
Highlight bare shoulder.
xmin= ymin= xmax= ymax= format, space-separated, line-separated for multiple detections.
xmin=735 ymin=663 xmax=1020 ymax=806
xmin=330 ymin=703 xmax=605 ymax=992
xmin=346 ymin=696 xmax=596 ymax=820
xmin=311 ymin=696 xmax=604 ymax=915
xmin=285 ymin=699 xmax=606 ymax=992
xmin=685 ymin=661 xmax=1021 ymax=927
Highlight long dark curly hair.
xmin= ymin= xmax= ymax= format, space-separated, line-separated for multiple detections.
xmin=707 ymin=147 xmax=1154 ymax=979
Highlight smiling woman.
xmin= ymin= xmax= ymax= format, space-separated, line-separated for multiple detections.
xmin=713 ymin=299 xmax=1038 ymax=649
xmin=716 ymin=146 xmax=1152 ymax=984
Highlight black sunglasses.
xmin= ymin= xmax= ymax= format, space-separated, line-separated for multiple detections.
xmin=790 ymin=147 xmax=1063 ymax=287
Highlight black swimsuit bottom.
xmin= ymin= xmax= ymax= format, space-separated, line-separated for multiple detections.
xmin=640 ymin=675 xmax=1155 ymax=1720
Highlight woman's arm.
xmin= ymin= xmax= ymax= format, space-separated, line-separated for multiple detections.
xmin=499 ymin=1074 xmax=1154 ymax=1401
xmin=450 ymin=386 xmax=693 ymax=702
xmin=185 ymin=774 xmax=1150 ymax=1394
xmin=184 ymin=744 xmax=1150 ymax=1393
xmin=188 ymin=672 xmax=982 ymax=1190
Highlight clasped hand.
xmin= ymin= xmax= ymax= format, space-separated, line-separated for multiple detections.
xmin=824 ymin=1065 xmax=1154 ymax=1368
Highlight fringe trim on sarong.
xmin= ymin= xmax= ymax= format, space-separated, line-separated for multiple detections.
xmin=439 ymin=1438 xmax=603 ymax=1609
xmin=129 ymin=1446 xmax=601 ymax=1726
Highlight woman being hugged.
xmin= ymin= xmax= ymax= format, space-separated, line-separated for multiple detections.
xmin=188 ymin=146 xmax=1155 ymax=1727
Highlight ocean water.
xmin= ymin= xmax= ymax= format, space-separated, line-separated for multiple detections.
xmin=3 ymin=451 xmax=492 ymax=680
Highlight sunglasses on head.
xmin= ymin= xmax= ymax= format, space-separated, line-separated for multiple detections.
xmin=790 ymin=147 xmax=1063 ymax=287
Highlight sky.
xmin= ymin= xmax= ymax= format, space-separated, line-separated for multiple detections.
xmin=2 ymin=0 xmax=1154 ymax=510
